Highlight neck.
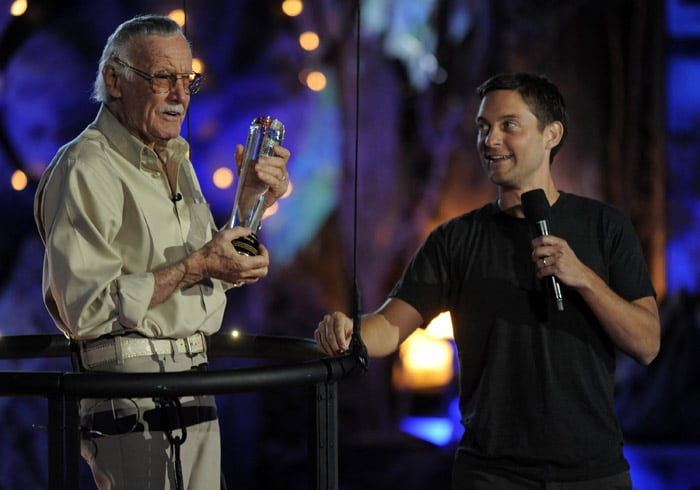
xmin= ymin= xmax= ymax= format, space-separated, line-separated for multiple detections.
xmin=498 ymin=185 xmax=560 ymax=218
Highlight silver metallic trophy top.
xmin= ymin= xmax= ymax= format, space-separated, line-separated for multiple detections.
xmin=226 ymin=116 xmax=285 ymax=255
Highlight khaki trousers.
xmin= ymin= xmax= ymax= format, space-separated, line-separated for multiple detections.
xmin=79 ymin=352 xmax=221 ymax=490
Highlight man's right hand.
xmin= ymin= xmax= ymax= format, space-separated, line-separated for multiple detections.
xmin=314 ymin=312 xmax=354 ymax=355
xmin=197 ymin=227 xmax=270 ymax=286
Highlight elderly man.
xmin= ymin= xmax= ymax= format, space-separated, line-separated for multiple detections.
xmin=34 ymin=14 xmax=290 ymax=489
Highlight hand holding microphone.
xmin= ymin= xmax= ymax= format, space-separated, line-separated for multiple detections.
xmin=521 ymin=189 xmax=565 ymax=311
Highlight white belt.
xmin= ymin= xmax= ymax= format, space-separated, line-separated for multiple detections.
xmin=79 ymin=332 xmax=207 ymax=369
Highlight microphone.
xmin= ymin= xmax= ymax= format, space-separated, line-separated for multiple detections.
xmin=171 ymin=193 xmax=183 ymax=203
xmin=521 ymin=189 xmax=565 ymax=311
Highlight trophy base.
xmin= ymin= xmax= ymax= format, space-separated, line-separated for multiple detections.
xmin=232 ymin=233 xmax=260 ymax=256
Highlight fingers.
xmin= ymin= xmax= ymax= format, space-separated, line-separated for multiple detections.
xmin=531 ymin=236 xmax=559 ymax=267
xmin=234 ymin=144 xmax=245 ymax=173
xmin=256 ymin=146 xmax=290 ymax=197
xmin=314 ymin=313 xmax=349 ymax=355
xmin=220 ymin=226 xmax=253 ymax=241
xmin=203 ymin=228 xmax=271 ymax=285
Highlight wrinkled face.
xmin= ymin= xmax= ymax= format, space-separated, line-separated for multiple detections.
xmin=106 ymin=34 xmax=193 ymax=149
xmin=475 ymin=89 xmax=555 ymax=190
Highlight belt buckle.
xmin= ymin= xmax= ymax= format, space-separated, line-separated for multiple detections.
xmin=185 ymin=334 xmax=198 ymax=357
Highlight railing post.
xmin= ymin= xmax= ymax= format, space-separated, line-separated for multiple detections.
xmin=47 ymin=395 xmax=64 ymax=490
xmin=309 ymin=381 xmax=338 ymax=490
xmin=65 ymin=396 xmax=81 ymax=490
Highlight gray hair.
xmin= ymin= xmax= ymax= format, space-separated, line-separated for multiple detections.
xmin=92 ymin=15 xmax=188 ymax=103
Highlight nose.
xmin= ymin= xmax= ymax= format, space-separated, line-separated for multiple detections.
xmin=482 ymin=127 xmax=502 ymax=147
xmin=168 ymin=80 xmax=188 ymax=101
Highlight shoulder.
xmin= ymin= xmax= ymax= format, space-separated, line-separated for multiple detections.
xmin=422 ymin=201 xmax=500 ymax=253
xmin=557 ymin=191 xmax=629 ymax=223
xmin=437 ymin=201 xmax=499 ymax=233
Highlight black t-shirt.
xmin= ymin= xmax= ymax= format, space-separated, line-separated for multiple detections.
xmin=390 ymin=192 xmax=655 ymax=481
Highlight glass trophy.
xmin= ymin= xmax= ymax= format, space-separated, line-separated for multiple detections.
xmin=226 ymin=115 xmax=286 ymax=256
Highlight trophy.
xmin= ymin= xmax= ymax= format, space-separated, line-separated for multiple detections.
xmin=226 ymin=116 xmax=286 ymax=256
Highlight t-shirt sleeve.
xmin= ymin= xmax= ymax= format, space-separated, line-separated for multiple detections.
xmin=388 ymin=227 xmax=452 ymax=325
xmin=607 ymin=212 xmax=656 ymax=301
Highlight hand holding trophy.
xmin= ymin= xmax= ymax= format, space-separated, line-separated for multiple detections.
xmin=226 ymin=116 xmax=286 ymax=256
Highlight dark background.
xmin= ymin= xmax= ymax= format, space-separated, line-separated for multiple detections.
xmin=1 ymin=0 xmax=699 ymax=488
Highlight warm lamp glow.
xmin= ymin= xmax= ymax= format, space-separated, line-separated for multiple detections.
xmin=281 ymin=0 xmax=303 ymax=17
xmin=10 ymin=170 xmax=28 ymax=191
xmin=299 ymin=31 xmax=320 ymax=51
xmin=425 ymin=311 xmax=454 ymax=339
xmin=10 ymin=0 xmax=27 ymax=16
xmin=168 ymin=9 xmax=186 ymax=27
xmin=393 ymin=326 xmax=454 ymax=392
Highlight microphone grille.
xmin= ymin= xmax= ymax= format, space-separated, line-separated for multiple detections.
xmin=521 ymin=189 xmax=551 ymax=223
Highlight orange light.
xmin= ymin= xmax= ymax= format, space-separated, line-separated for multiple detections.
xmin=425 ymin=311 xmax=454 ymax=339
xmin=192 ymin=58 xmax=204 ymax=74
xmin=305 ymin=71 xmax=327 ymax=91
xmin=212 ymin=167 xmax=235 ymax=189
xmin=299 ymin=31 xmax=320 ymax=51
xmin=10 ymin=0 xmax=27 ymax=16
xmin=392 ymin=311 xmax=455 ymax=392
xmin=168 ymin=9 xmax=186 ymax=27
xmin=11 ymin=170 xmax=28 ymax=191
xmin=281 ymin=0 xmax=303 ymax=17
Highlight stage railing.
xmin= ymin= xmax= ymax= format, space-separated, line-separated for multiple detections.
xmin=0 ymin=333 xmax=365 ymax=490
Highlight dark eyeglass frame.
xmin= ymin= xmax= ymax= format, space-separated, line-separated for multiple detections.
xmin=111 ymin=56 xmax=202 ymax=95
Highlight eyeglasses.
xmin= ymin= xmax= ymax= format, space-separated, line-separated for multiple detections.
xmin=111 ymin=56 xmax=202 ymax=95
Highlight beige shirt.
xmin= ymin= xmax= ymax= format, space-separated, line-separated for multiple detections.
xmin=34 ymin=105 xmax=227 ymax=340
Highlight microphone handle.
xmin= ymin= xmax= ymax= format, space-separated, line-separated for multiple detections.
xmin=536 ymin=220 xmax=565 ymax=311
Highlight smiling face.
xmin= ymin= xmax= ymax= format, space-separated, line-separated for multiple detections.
xmin=104 ymin=34 xmax=193 ymax=149
xmin=475 ymin=89 xmax=562 ymax=192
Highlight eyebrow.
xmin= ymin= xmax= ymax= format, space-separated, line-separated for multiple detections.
xmin=475 ymin=113 xmax=522 ymax=124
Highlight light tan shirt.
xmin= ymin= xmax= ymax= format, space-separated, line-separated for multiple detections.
xmin=34 ymin=105 xmax=227 ymax=340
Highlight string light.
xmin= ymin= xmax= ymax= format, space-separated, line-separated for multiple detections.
xmin=10 ymin=170 xmax=28 ymax=191
xmin=9 ymin=0 xmax=27 ymax=16
xmin=212 ymin=167 xmax=234 ymax=189
xmin=168 ymin=9 xmax=186 ymax=27
xmin=192 ymin=58 xmax=204 ymax=74
xmin=281 ymin=0 xmax=303 ymax=17
xmin=299 ymin=31 xmax=320 ymax=51
xmin=304 ymin=70 xmax=327 ymax=91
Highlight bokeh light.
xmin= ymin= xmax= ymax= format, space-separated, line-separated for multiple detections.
xmin=10 ymin=170 xmax=28 ymax=191
xmin=299 ymin=31 xmax=320 ymax=51
xmin=192 ymin=57 xmax=204 ymax=74
xmin=281 ymin=0 xmax=303 ymax=17
xmin=168 ymin=9 xmax=186 ymax=27
xmin=212 ymin=167 xmax=235 ymax=190
xmin=9 ymin=0 xmax=27 ymax=16
xmin=305 ymin=70 xmax=327 ymax=91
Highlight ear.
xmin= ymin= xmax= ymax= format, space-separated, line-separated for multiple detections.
xmin=544 ymin=121 xmax=564 ymax=150
xmin=103 ymin=64 xmax=122 ymax=98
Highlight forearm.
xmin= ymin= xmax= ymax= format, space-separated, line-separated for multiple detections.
xmin=360 ymin=313 xmax=402 ymax=357
xmin=150 ymin=251 xmax=208 ymax=307
xmin=363 ymin=298 xmax=425 ymax=357
xmin=576 ymin=267 xmax=660 ymax=365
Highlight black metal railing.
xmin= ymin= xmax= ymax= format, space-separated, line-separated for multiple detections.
xmin=0 ymin=333 xmax=365 ymax=490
